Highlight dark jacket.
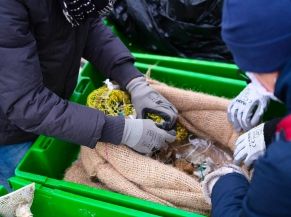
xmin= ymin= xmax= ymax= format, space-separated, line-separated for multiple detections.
xmin=0 ymin=0 xmax=142 ymax=146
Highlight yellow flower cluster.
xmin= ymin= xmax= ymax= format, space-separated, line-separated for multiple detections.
xmin=87 ymin=85 xmax=188 ymax=141
xmin=147 ymin=113 xmax=188 ymax=141
xmin=176 ymin=123 xmax=188 ymax=141
xmin=87 ymin=85 xmax=134 ymax=116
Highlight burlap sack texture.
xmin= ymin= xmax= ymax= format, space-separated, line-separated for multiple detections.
xmin=148 ymin=79 xmax=239 ymax=151
xmin=64 ymin=79 xmax=240 ymax=215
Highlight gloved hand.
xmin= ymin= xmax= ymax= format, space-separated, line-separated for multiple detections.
xmin=121 ymin=119 xmax=176 ymax=154
xmin=234 ymin=123 xmax=266 ymax=167
xmin=126 ymin=77 xmax=178 ymax=130
xmin=228 ymin=83 xmax=270 ymax=132
xmin=202 ymin=164 xmax=246 ymax=204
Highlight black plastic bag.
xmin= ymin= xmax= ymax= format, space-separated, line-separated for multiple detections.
xmin=109 ymin=0 xmax=233 ymax=61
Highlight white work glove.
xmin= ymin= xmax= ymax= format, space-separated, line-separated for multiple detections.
xmin=202 ymin=164 xmax=247 ymax=204
xmin=228 ymin=83 xmax=270 ymax=132
xmin=121 ymin=119 xmax=176 ymax=154
xmin=126 ymin=77 xmax=178 ymax=130
xmin=234 ymin=123 xmax=266 ymax=167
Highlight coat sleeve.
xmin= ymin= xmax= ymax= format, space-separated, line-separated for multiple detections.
xmin=83 ymin=19 xmax=143 ymax=89
xmin=0 ymin=0 xmax=123 ymax=147
xmin=211 ymin=173 xmax=249 ymax=217
xmin=211 ymin=136 xmax=291 ymax=217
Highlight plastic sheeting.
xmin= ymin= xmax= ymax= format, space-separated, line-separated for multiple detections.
xmin=154 ymin=136 xmax=232 ymax=181
xmin=109 ymin=0 xmax=233 ymax=61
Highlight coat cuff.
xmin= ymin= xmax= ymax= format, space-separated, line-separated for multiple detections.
xmin=110 ymin=62 xmax=143 ymax=89
xmin=99 ymin=115 xmax=125 ymax=145
xmin=212 ymin=173 xmax=249 ymax=203
xmin=264 ymin=117 xmax=282 ymax=147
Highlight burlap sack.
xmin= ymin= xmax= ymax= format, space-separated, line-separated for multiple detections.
xmin=77 ymin=144 xmax=210 ymax=213
xmin=148 ymin=79 xmax=239 ymax=151
xmin=80 ymin=146 xmax=173 ymax=206
xmin=65 ymin=79 xmax=240 ymax=215
xmin=64 ymin=159 xmax=107 ymax=189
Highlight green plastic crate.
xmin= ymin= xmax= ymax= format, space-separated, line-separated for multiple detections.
xmin=14 ymin=62 xmax=284 ymax=217
xmin=76 ymin=63 xmax=247 ymax=100
xmin=14 ymin=137 xmax=204 ymax=217
xmin=0 ymin=185 xmax=7 ymax=196
xmin=8 ymin=177 xmax=160 ymax=217
xmin=133 ymin=53 xmax=244 ymax=80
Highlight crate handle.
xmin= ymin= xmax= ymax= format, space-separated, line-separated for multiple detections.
xmin=37 ymin=138 xmax=53 ymax=150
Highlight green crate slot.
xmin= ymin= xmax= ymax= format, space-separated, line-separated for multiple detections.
xmin=9 ymin=177 xmax=161 ymax=217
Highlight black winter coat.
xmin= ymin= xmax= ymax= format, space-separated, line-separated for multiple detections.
xmin=0 ymin=0 xmax=141 ymax=146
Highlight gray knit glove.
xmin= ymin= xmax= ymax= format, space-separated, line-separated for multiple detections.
xmin=121 ymin=119 xmax=176 ymax=154
xmin=126 ymin=77 xmax=178 ymax=130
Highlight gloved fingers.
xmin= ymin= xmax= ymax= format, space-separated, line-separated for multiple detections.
xmin=241 ymin=101 xmax=259 ymax=131
xmin=148 ymin=91 xmax=178 ymax=115
xmin=164 ymin=130 xmax=176 ymax=143
xmin=152 ymin=129 xmax=175 ymax=151
xmin=228 ymin=102 xmax=236 ymax=124
xmin=244 ymin=155 xmax=257 ymax=168
xmin=160 ymin=100 xmax=178 ymax=114
xmin=167 ymin=129 xmax=176 ymax=137
xmin=227 ymin=99 xmax=236 ymax=124
xmin=158 ymin=105 xmax=178 ymax=129
xmin=235 ymin=133 xmax=246 ymax=146
xmin=157 ymin=93 xmax=178 ymax=112
xmin=234 ymin=139 xmax=246 ymax=157
xmin=236 ymin=107 xmax=245 ymax=132
xmin=227 ymin=100 xmax=235 ymax=122
xmin=250 ymin=103 xmax=264 ymax=127
xmin=132 ymin=142 xmax=152 ymax=155
xmin=244 ymin=157 xmax=255 ymax=168
xmin=231 ymin=107 xmax=242 ymax=132
xmin=233 ymin=149 xmax=247 ymax=166
xmin=135 ymin=109 xmax=143 ymax=119
xmin=142 ymin=108 xmax=177 ymax=130
xmin=244 ymin=151 xmax=264 ymax=168
xmin=241 ymin=107 xmax=252 ymax=132
xmin=141 ymin=147 xmax=154 ymax=155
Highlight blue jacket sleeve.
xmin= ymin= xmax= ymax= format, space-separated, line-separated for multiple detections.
xmin=240 ymin=137 xmax=291 ymax=217
xmin=83 ymin=19 xmax=143 ymax=89
xmin=0 ymin=0 xmax=123 ymax=147
xmin=211 ymin=173 xmax=249 ymax=217
xmin=211 ymin=137 xmax=291 ymax=217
